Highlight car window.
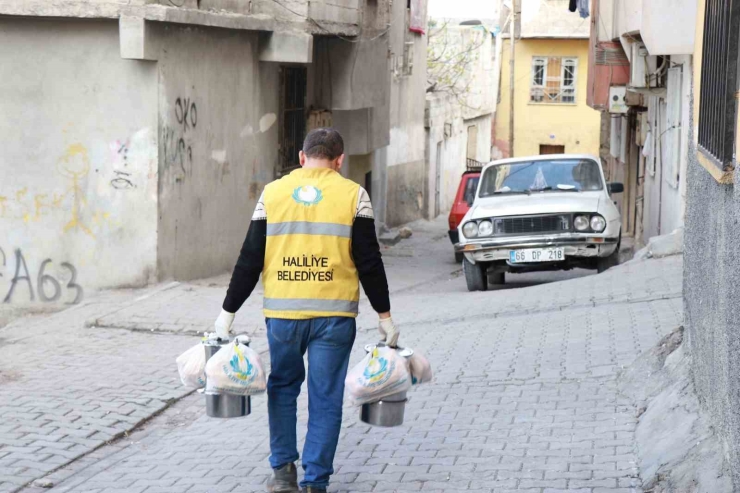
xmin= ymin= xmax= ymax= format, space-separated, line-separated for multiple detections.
xmin=463 ymin=176 xmax=480 ymax=206
xmin=478 ymin=159 xmax=603 ymax=197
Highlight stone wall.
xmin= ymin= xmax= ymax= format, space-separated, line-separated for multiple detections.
xmin=684 ymin=94 xmax=740 ymax=489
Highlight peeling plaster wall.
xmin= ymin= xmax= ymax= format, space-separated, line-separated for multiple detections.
xmin=0 ymin=18 xmax=158 ymax=305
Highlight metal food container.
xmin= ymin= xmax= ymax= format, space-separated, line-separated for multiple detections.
xmin=360 ymin=345 xmax=414 ymax=427
xmin=203 ymin=335 xmax=251 ymax=419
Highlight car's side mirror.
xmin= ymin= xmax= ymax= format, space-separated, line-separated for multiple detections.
xmin=608 ymin=182 xmax=624 ymax=194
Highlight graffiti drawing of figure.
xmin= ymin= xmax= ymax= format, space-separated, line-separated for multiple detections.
xmin=56 ymin=143 xmax=94 ymax=238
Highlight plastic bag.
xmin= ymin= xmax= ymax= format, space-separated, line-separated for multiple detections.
xmin=408 ymin=350 xmax=432 ymax=385
xmin=176 ymin=343 xmax=206 ymax=389
xmin=345 ymin=346 xmax=412 ymax=406
xmin=204 ymin=340 xmax=266 ymax=395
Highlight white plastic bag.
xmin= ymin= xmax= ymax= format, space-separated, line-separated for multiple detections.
xmin=176 ymin=343 xmax=206 ymax=389
xmin=408 ymin=350 xmax=432 ymax=385
xmin=205 ymin=340 xmax=266 ymax=396
xmin=345 ymin=346 xmax=412 ymax=406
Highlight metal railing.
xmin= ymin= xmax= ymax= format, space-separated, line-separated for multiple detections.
xmin=698 ymin=0 xmax=740 ymax=169
xmin=466 ymin=158 xmax=486 ymax=170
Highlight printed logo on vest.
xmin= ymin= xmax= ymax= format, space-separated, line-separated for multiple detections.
xmin=292 ymin=185 xmax=323 ymax=206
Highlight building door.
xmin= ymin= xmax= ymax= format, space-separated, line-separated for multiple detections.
xmin=540 ymin=144 xmax=565 ymax=155
xmin=278 ymin=66 xmax=307 ymax=175
xmin=467 ymin=126 xmax=478 ymax=160
xmin=365 ymin=171 xmax=372 ymax=203
xmin=434 ymin=142 xmax=442 ymax=217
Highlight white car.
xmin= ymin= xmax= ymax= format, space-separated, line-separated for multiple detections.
xmin=456 ymin=154 xmax=623 ymax=291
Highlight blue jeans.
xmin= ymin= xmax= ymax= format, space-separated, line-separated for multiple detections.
xmin=266 ymin=317 xmax=356 ymax=489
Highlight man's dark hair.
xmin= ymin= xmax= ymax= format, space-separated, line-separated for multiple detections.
xmin=302 ymin=128 xmax=344 ymax=160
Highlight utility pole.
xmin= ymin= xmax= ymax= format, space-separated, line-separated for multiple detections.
xmin=508 ymin=0 xmax=516 ymax=158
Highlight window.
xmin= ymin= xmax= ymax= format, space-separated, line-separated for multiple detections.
xmin=530 ymin=57 xmax=578 ymax=104
xmin=697 ymin=0 xmax=740 ymax=171
xmin=479 ymin=159 xmax=603 ymax=197
xmin=279 ymin=67 xmax=307 ymax=173
xmin=393 ymin=41 xmax=414 ymax=77
xmin=463 ymin=175 xmax=480 ymax=206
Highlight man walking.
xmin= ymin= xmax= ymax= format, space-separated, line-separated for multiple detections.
xmin=214 ymin=128 xmax=399 ymax=493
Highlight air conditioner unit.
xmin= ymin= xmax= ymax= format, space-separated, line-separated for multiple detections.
xmin=630 ymin=42 xmax=658 ymax=88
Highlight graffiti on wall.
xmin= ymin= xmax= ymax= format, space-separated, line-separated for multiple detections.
xmin=57 ymin=143 xmax=95 ymax=237
xmin=163 ymin=96 xmax=198 ymax=183
xmin=175 ymin=97 xmax=198 ymax=131
xmin=0 ymin=144 xmax=99 ymax=237
xmin=0 ymin=247 xmax=83 ymax=304
xmin=0 ymin=134 xmax=151 ymax=235
xmin=110 ymin=139 xmax=135 ymax=190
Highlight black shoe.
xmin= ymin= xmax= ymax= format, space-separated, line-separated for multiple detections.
xmin=266 ymin=463 xmax=299 ymax=493
xmin=302 ymin=488 xmax=327 ymax=493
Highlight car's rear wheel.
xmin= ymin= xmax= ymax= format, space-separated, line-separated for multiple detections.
xmin=463 ymin=257 xmax=488 ymax=291
xmin=455 ymin=252 xmax=464 ymax=263
xmin=488 ymin=271 xmax=505 ymax=285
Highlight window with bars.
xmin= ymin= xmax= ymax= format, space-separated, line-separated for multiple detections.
xmin=697 ymin=0 xmax=740 ymax=171
xmin=279 ymin=66 xmax=307 ymax=173
xmin=530 ymin=57 xmax=578 ymax=104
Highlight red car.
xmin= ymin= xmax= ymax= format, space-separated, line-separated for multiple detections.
xmin=448 ymin=170 xmax=481 ymax=262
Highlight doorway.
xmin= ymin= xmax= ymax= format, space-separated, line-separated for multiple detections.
xmin=278 ymin=66 xmax=307 ymax=174
xmin=365 ymin=171 xmax=372 ymax=202
xmin=434 ymin=142 xmax=442 ymax=217
xmin=540 ymin=144 xmax=565 ymax=155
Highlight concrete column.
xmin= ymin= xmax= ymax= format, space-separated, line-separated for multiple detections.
xmin=119 ymin=16 xmax=158 ymax=61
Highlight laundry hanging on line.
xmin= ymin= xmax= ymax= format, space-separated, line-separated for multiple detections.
xmin=569 ymin=0 xmax=590 ymax=18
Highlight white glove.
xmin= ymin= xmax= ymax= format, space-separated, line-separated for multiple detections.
xmin=214 ymin=310 xmax=235 ymax=339
xmin=378 ymin=317 xmax=400 ymax=348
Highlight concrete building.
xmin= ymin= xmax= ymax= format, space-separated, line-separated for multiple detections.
xmin=586 ymin=0 xmax=697 ymax=246
xmin=0 ymin=0 xmax=428 ymax=303
xmin=493 ymin=0 xmax=601 ymax=161
xmin=425 ymin=21 xmax=495 ymax=217
xmin=684 ymin=0 xmax=740 ymax=489
xmin=379 ymin=0 xmax=429 ymax=227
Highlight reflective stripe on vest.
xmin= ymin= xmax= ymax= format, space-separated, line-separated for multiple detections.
xmin=264 ymin=298 xmax=359 ymax=314
xmin=266 ymin=221 xmax=352 ymax=238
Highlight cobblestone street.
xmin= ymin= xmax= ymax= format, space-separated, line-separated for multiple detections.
xmin=0 ymin=219 xmax=683 ymax=493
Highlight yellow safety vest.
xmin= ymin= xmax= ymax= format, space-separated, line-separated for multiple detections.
xmin=262 ymin=167 xmax=361 ymax=319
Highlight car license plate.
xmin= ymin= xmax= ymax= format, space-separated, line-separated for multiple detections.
xmin=509 ymin=247 xmax=565 ymax=263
